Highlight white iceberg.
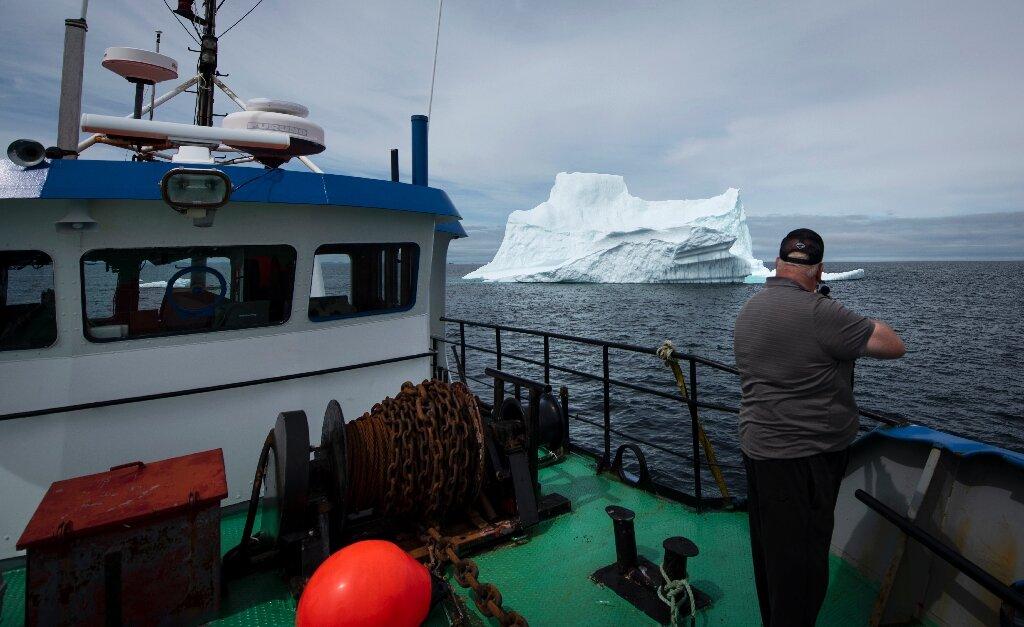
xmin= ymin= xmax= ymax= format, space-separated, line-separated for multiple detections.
xmin=139 ymin=277 xmax=190 ymax=288
xmin=465 ymin=172 xmax=864 ymax=284
xmin=744 ymin=268 xmax=866 ymax=284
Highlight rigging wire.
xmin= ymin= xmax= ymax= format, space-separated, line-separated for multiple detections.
xmin=427 ymin=0 xmax=444 ymax=119
xmin=220 ymin=0 xmax=265 ymax=38
xmin=161 ymin=0 xmax=200 ymax=44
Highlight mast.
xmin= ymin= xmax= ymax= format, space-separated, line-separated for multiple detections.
xmin=195 ymin=0 xmax=218 ymax=126
xmin=55 ymin=0 xmax=89 ymax=157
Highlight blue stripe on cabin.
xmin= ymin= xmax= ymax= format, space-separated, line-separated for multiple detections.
xmin=1 ymin=159 xmax=462 ymax=220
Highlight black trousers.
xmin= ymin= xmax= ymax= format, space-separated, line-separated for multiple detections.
xmin=743 ymin=448 xmax=850 ymax=627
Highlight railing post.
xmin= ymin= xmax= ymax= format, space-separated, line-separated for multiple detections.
xmin=559 ymin=384 xmax=570 ymax=452
xmin=543 ymin=334 xmax=550 ymax=384
xmin=689 ymin=358 xmax=703 ymax=512
xmin=430 ymin=336 xmax=438 ymax=379
xmin=601 ymin=344 xmax=611 ymax=471
xmin=459 ymin=322 xmax=467 ymax=383
xmin=495 ymin=327 xmax=502 ymax=369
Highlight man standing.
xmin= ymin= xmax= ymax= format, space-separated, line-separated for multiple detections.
xmin=733 ymin=228 xmax=905 ymax=627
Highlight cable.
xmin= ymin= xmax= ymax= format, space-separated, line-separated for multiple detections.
xmin=189 ymin=1 xmax=203 ymax=41
xmin=220 ymin=0 xmax=264 ymax=37
xmin=427 ymin=0 xmax=444 ymax=118
xmin=160 ymin=0 xmax=200 ymax=44
xmin=232 ymin=166 xmax=279 ymax=193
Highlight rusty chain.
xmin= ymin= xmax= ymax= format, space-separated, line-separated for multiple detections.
xmin=426 ymin=527 xmax=528 ymax=627
xmin=346 ymin=380 xmax=485 ymax=520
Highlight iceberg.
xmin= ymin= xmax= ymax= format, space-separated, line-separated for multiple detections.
xmin=744 ymin=268 xmax=866 ymax=284
xmin=139 ymin=277 xmax=190 ymax=288
xmin=465 ymin=173 xmax=864 ymax=284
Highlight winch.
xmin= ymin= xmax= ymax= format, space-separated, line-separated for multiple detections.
xmin=223 ymin=372 xmax=570 ymax=592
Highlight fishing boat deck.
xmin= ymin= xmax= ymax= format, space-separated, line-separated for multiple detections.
xmin=0 ymin=453 xmax=881 ymax=626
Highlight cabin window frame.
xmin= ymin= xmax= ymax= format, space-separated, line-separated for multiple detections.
xmin=308 ymin=242 xmax=420 ymax=323
xmin=79 ymin=244 xmax=298 ymax=343
xmin=0 ymin=249 xmax=59 ymax=352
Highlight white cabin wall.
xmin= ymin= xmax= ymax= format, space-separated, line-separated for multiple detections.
xmin=430 ymin=230 xmax=454 ymax=344
xmin=0 ymin=197 xmax=442 ymax=559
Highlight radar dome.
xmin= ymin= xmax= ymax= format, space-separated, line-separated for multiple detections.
xmin=222 ymin=99 xmax=324 ymax=167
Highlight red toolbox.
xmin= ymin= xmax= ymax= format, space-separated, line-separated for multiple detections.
xmin=17 ymin=449 xmax=228 ymax=626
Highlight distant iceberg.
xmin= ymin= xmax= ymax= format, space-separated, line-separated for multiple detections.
xmin=465 ymin=173 xmax=864 ymax=284
xmin=744 ymin=268 xmax=866 ymax=284
xmin=139 ymin=277 xmax=190 ymax=288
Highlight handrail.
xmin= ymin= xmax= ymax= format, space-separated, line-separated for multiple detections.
xmin=856 ymin=489 xmax=1024 ymax=611
xmin=430 ymin=335 xmax=742 ymax=415
xmin=440 ymin=316 xmax=739 ymax=374
xmin=438 ymin=316 xmax=900 ymax=427
xmin=433 ymin=316 xmax=904 ymax=512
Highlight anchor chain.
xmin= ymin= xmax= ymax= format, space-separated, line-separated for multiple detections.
xmin=426 ymin=527 xmax=528 ymax=626
xmin=346 ymin=380 xmax=485 ymax=519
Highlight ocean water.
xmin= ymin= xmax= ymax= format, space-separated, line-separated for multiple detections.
xmin=445 ymin=261 xmax=1024 ymax=494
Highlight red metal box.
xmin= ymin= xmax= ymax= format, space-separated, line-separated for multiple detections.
xmin=17 ymin=449 xmax=228 ymax=626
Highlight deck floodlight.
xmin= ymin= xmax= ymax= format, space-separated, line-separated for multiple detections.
xmin=160 ymin=167 xmax=231 ymax=227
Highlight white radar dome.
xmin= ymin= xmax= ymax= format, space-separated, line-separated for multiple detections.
xmin=222 ymin=102 xmax=325 ymax=167
xmin=102 ymin=47 xmax=178 ymax=83
xmin=244 ymin=98 xmax=309 ymax=118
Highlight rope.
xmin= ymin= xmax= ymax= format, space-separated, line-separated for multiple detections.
xmin=658 ymin=340 xmax=732 ymax=504
xmin=427 ymin=0 xmax=444 ymax=118
xmin=657 ymin=563 xmax=697 ymax=626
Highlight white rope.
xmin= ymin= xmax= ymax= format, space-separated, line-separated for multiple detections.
xmin=657 ymin=339 xmax=676 ymax=364
xmin=427 ymin=0 xmax=444 ymax=118
xmin=657 ymin=563 xmax=697 ymax=626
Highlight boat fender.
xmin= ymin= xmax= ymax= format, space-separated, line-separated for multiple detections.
xmin=296 ymin=540 xmax=431 ymax=627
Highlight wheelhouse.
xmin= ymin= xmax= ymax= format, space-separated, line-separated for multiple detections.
xmin=0 ymin=157 xmax=466 ymax=561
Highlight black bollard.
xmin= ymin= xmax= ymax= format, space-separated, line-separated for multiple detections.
xmin=591 ymin=513 xmax=712 ymax=623
xmin=662 ymin=536 xmax=699 ymax=582
xmin=605 ymin=505 xmax=638 ymax=573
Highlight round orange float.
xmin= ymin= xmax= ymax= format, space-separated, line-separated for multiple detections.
xmin=296 ymin=540 xmax=432 ymax=627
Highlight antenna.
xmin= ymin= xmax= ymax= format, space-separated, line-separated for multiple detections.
xmin=195 ymin=1 xmax=218 ymax=127
xmin=150 ymin=31 xmax=162 ymax=120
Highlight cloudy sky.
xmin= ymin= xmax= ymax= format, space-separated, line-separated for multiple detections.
xmin=1 ymin=1 xmax=1021 ymax=261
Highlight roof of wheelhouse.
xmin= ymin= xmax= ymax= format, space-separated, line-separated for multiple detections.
xmin=0 ymin=159 xmax=462 ymax=223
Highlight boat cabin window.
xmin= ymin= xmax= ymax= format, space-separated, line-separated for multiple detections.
xmin=1 ymin=251 xmax=57 ymax=351
xmin=81 ymin=246 xmax=296 ymax=341
xmin=309 ymin=243 xmax=418 ymax=321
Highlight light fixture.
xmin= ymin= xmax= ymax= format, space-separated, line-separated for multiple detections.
xmin=160 ymin=167 xmax=231 ymax=227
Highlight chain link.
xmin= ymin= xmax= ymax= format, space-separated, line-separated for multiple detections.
xmin=427 ymin=527 xmax=528 ymax=627
xmin=348 ymin=380 xmax=485 ymax=520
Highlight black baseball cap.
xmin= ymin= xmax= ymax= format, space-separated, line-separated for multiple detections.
xmin=779 ymin=228 xmax=824 ymax=265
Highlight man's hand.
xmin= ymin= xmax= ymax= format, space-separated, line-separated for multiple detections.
xmin=865 ymin=320 xmax=906 ymax=359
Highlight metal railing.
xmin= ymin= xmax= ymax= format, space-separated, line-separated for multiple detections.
xmin=430 ymin=316 xmax=901 ymax=511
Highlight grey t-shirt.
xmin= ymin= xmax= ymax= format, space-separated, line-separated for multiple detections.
xmin=734 ymin=277 xmax=875 ymax=460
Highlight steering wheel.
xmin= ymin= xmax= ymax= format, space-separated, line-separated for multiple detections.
xmin=162 ymin=265 xmax=227 ymax=319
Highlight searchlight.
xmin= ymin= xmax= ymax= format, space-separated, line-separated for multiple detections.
xmin=160 ymin=167 xmax=232 ymax=227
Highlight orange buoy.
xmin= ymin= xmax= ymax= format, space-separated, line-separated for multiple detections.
xmin=296 ymin=540 xmax=432 ymax=627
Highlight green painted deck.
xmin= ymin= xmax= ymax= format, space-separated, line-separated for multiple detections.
xmin=1 ymin=453 xmax=879 ymax=626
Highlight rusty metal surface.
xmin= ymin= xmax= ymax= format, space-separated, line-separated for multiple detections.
xmin=25 ymin=506 xmax=221 ymax=627
xmin=17 ymin=449 xmax=228 ymax=550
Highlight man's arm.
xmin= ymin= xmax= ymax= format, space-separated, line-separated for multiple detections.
xmin=864 ymin=320 xmax=906 ymax=359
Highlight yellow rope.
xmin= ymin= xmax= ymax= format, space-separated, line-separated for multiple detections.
xmin=658 ymin=340 xmax=731 ymax=504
